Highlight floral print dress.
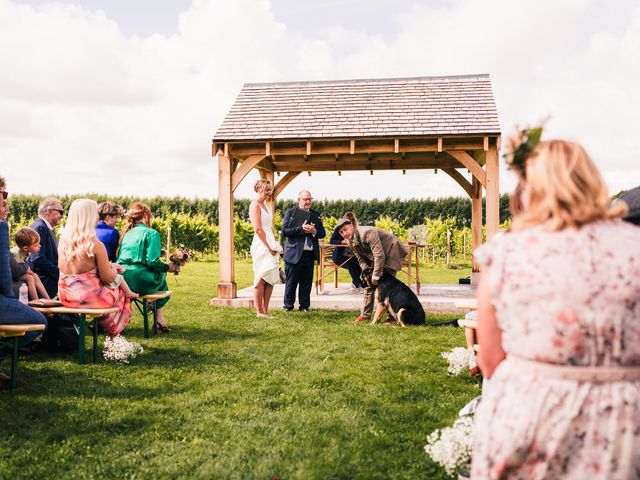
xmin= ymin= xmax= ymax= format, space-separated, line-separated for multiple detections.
xmin=58 ymin=269 xmax=132 ymax=337
xmin=471 ymin=220 xmax=640 ymax=479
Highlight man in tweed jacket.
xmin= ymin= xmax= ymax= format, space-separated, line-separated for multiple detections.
xmin=337 ymin=219 xmax=408 ymax=322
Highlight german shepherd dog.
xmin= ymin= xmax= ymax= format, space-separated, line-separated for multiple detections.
xmin=361 ymin=270 xmax=426 ymax=326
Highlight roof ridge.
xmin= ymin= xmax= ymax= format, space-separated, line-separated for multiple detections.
xmin=243 ymin=74 xmax=490 ymax=88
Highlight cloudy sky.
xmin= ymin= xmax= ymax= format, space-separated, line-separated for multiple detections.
xmin=1 ymin=0 xmax=639 ymax=201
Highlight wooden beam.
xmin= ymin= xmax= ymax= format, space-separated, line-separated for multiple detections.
xmin=483 ymin=136 xmax=489 ymax=151
xmin=446 ymin=151 xmax=486 ymax=187
xmin=437 ymin=137 xmax=443 ymax=152
xmin=471 ymin=176 xmax=482 ymax=273
xmin=224 ymin=143 xmax=229 ymax=158
xmin=265 ymin=142 xmax=271 ymax=157
xmin=231 ymin=155 xmax=265 ymax=192
xmin=394 ymin=139 xmax=399 ymax=154
xmin=273 ymin=171 xmax=301 ymax=198
xmin=442 ymin=168 xmax=473 ymax=198
xmin=485 ymin=145 xmax=500 ymax=239
xmin=350 ymin=140 xmax=355 ymax=155
xmin=217 ymin=154 xmax=236 ymax=299
xmin=306 ymin=140 xmax=311 ymax=156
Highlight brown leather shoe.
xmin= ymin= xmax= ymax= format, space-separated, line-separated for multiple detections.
xmin=354 ymin=315 xmax=368 ymax=323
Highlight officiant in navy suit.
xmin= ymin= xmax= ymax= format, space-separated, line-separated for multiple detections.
xmin=282 ymin=190 xmax=326 ymax=311
xmin=29 ymin=197 xmax=63 ymax=298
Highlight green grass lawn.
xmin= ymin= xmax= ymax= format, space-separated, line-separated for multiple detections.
xmin=0 ymin=260 xmax=479 ymax=479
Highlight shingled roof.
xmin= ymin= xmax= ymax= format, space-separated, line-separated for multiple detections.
xmin=214 ymin=74 xmax=500 ymax=142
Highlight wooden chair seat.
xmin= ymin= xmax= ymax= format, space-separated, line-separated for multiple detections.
xmin=0 ymin=323 xmax=47 ymax=390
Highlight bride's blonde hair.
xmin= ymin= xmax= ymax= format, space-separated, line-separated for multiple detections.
xmin=59 ymin=198 xmax=99 ymax=262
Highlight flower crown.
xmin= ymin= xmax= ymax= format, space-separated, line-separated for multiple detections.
xmin=504 ymin=125 xmax=544 ymax=180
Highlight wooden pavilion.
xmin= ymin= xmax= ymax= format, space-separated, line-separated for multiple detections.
xmin=212 ymin=74 xmax=501 ymax=300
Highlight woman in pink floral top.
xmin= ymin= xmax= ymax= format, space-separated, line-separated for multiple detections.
xmin=471 ymin=140 xmax=640 ymax=479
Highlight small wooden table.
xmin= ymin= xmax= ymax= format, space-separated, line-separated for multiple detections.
xmin=132 ymin=291 xmax=172 ymax=338
xmin=401 ymin=243 xmax=431 ymax=295
xmin=0 ymin=324 xmax=47 ymax=390
xmin=32 ymin=306 xmax=118 ymax=364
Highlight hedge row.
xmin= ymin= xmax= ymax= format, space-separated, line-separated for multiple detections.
xmin=6 ymin=193 xmax=512 ymax=228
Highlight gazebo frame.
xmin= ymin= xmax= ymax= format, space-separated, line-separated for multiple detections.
xmin=212 ymin=75 xmax=501 ymax=299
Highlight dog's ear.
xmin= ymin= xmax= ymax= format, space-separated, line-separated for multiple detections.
xmin=360 ymin=268 xmax=373 ymax=288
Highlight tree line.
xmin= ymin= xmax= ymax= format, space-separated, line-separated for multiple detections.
xmin=6 ymin=193 xmax=512 ymax=228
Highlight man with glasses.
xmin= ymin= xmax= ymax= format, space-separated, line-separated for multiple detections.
xmin=282 ymin=190 xmax=326 ymax=311
xmin=29 ymin=197 xmax=63 ymax=297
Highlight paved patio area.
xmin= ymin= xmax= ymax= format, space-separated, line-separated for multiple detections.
xmin=212 ymin=282 xmax=476 ymax=314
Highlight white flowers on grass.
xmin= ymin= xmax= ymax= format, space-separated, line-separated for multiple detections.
xmin=441 ymin=347 xmax=477 ymax=375
xmin=103 ymin=335 xmax=144 ymax=363
xmin=424 ymin=415 xmax=474 ymax=477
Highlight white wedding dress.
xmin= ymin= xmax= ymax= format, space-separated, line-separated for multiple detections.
xmin=250 ymin=204 xmax=281 ymax=286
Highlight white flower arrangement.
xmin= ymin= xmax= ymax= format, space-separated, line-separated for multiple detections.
xmin=103 ymin=335 xmax=144 ymax=363
xmin=424 ymin=415 xmax=474 ymax=477
xmin=441 ymin=347 xmax=477 ymax=375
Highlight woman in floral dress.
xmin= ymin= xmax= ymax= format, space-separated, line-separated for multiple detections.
xmin=472 ymin=140 xmax=640 ymax=479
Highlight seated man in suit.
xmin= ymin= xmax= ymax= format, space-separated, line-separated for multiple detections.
xmin=29 ymin=197 xmax=63 ymax=298
xmin=337 ymin=219 xmax=409 ymax=322
xmin=0 ymin=176 xmax=47 ymax=387
xmin=281 ymin=190 xmax=326 ymax=311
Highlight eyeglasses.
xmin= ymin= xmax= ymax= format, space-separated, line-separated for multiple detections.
xmin=299 ymin=197 xmax=313 ymax=201
xmin=0 ymin=191 xmax=7 ymax=199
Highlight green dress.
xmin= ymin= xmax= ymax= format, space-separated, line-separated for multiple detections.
xmin=117 ymin=223 xmax=170 ymax=308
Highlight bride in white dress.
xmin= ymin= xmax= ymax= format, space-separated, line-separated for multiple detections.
xmin=249 ymin=179 xmax=282 ymax=318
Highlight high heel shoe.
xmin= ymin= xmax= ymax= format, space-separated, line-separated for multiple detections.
xmin=157 ymin=324 xmax=171 ymax=333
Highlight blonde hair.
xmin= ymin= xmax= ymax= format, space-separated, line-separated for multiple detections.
xmin=254 ymin=179 xmax=271 ymax=193
xmin=513 ymin=140 xmax=626 ymax=231
xmin=59 ymin=199 xmax=99 ymax=262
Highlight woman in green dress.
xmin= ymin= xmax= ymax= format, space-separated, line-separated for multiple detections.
xmin=117 ymin=203 xmax=178 ymax=332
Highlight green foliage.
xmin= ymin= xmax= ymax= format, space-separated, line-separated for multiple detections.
xmin=0 ymin=259 xmax=478 ymax=479
xmin=322 ymin=216 xmax=340 ymax=236
xmin=374 ymin=215 xmax=408 ymax=240
xmin=151 ymin=213 xmax=219 ymax=255
xmin=6 ymin=193 xmax=513 ymax=228
xmin=233 ymin=215 xmax=254 ymax=257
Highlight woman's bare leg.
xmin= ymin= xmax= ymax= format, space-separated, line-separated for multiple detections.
xmin=254 ymin=279 xmax=266 ymax=315
xmin=263 ymin=282 xmax=274 ymax=315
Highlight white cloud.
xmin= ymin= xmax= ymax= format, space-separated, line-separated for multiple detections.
xmin=1 ymin=0 xmax=639 ymax=203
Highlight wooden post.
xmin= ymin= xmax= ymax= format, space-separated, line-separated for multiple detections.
xmin=471 ymin=176 xmax=482 ymax=273
xmin=485 ymin=145 xmax=500 ymax=239
xmin=265 ymin=170 xmax=275 ymax=228
xmin=217 ymin=153 xmax=236 ymax=298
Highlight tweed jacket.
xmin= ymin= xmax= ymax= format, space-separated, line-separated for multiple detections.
xmin=348 ymin=226 xmax=408 ymax=278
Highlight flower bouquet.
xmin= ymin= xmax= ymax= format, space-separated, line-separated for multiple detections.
xmin=169 ymin=247 xmax=192 ymax=275
xmin=425 ymin=415 xmax=474 ymax=478
xmin=103 ymin=335 xmax=144 ymax=363
xmin=441 ymin=347 xmax=477 ymax=375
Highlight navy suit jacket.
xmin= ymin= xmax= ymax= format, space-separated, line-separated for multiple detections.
xmin=0 ymin=220 xmax=15 ymax=300
xmin=281 ymin=207 xmax=326 ymax=264
xmin=29 ymin=217 xmax=59 ymax=298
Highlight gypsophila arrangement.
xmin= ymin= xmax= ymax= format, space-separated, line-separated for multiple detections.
xmin=441 ymin=347 xmax=477 ymax=375
xmin=103 ymin=335 xmax=144 ymax=363
xmin=424 ymin=415 xmax=474 ymax=477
